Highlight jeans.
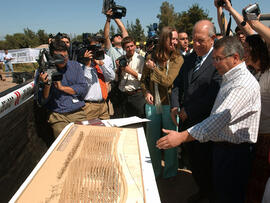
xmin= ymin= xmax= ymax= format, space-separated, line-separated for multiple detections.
xmin=4 ymin=62 xmax=14 ymax=72
xmin=145 ymin=104 xmax=178 ymax=178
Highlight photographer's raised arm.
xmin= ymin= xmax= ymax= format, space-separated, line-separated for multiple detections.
xmin=247 ymin=19 xmax=270 ymax=45
xmin=115 ymin=18 xmax=128 ymax=38
xmin=215 ymin=0 xmax=228 ymax=35
xmin=223 ymin=0 xmax=254 ymax=36
xmin=104 ymin=10 xmax=113 ymax=50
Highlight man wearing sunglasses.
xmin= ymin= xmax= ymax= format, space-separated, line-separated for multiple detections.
xmin=39 ymin=40 xmax=88 ymax=138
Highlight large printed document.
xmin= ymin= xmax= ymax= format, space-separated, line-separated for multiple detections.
xmin=10 ymin=123 xmax=160 ymax=203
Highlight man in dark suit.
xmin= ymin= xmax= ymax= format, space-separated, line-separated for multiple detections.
xmin=171 ymin=20 xmax=221 ymax=203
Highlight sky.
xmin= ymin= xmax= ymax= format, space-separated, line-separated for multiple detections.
xmin=1 ymin=0 xmax=270 ymax=40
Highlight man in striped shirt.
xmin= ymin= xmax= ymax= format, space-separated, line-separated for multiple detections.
xmin=157 ymin=36 xmax=261 ymax=203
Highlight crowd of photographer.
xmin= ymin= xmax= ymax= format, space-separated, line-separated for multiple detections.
xmin=34 ymin=0 xmax=270 ymax=202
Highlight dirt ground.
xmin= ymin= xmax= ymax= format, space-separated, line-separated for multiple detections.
xmin=0 ymin=70 xmax=17 ymax=92
xmin=156 ymin=167 xmax=211 ymax=203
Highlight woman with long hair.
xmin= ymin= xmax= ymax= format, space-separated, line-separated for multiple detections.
xmin=141 ymin=26 xmax=184 ymax=178
xmin=244 ymin=34 xmax=270 ymax=203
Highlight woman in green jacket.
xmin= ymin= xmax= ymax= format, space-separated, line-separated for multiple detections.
xmin=141 ymin=26 xmax=184 ymax=178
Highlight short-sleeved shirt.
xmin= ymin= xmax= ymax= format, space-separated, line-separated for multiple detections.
xmin=106 ymin=46 xmax=125 ymax=70
xmin=3 ymin=53 xmax=13 ymax=63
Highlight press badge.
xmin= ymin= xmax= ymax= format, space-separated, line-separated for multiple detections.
xmin=72 ymin=98 xmax=79 ymax=103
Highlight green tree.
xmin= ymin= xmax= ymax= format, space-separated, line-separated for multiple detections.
xmin=157 ymin=2 xmax=212 ymax=37
xmin=71 ymin=34 xmax=83 ymax=42
xmin=110 ymin=25 xmax=116 ymax=37
xmin=126 ymin=19 xmax=146 ymax=42
xmin=157 ymin=1 xmax=178 ymax=30
xmin=5 ymin=33 xmax=27 ymax=49
xmin=0 ymin=40 xmax=7 ymax=50
xmin=97 ymin=29 xmax=104 ymax=36
xmin=24 ymin=28 xmax=39 ymax=48
xmin=37 ymin=29 xmax=49 ymax=45
xmin=175 ymin=4 xmax=212 ymax=37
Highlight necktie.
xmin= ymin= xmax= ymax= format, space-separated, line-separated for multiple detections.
xmin=193 ymin=56 xmax=202 ymax=73
xmin=95 ymin=64 xmax=108 ymax=100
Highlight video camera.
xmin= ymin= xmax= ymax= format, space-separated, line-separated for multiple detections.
xmin=72 ymin=33 xmax=105 ymax=64
xmin=37 ymin=49 xmax=64 ymax=85
xmin=242 ymin=3 xmax=270 ymax=23
xmin=102 ymin=0 xmax=126 ymax=19
xmin=117 ymin=55 xmax=128 ymax=68
xmin=243 ymin=3 xmax=261 ymax=21
xmin=146 ymin=23 xmax=159 ymax=54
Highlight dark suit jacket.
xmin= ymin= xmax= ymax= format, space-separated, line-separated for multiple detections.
xmin=171 ymin=50 xmax=222 ymax=130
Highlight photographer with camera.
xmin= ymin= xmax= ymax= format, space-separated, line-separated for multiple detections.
xmin=49 ymin=33 xmax=72 ymax=59
xmin=81 ymin=36 xmax=115 ymax=120
xmin=214 ymin=0 xmax=254 ymax=42
xmin=115 ymin=36 xmax=146 ymax=118
xmin=245 ymin=14 xmax=270 ymax=45
xmin=38 ymin=40 xmax=88 ymax=138
xmin=103 ymin=8 xmax=128 ymax=118
xmin=104 ymin=9 xmax=128 ymax=70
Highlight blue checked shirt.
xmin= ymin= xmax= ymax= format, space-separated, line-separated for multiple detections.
xmin=41 ymin=60 xmax=88 ymax=113
xmin=188 ymin=62 xmax=261 ymax=144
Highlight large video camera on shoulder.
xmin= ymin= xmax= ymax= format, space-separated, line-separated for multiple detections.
xmin=102 ymin=0 xmax=126 ymax=19
xmin=37 ymin=49 xmax=64 ymax=85
xmin=72 ymin=33 xmax=105 ymax=64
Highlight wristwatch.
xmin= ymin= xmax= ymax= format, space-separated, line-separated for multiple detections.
xmin=240 ymin=21 xmax=247 ymax=26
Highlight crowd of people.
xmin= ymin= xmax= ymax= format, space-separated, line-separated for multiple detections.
xmin=4 ymin=0 xmax=268 ymax=202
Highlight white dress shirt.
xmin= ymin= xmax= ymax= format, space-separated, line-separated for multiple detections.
xmin=188 ymin=62 xmax=261 ymax=144
xmin=3 ymin=53 xmax=13 ymax=63
xmin=118 ymin=52 xmax=145 ymax=92
xmin=83 ymin=54 xmax=115 ymax=101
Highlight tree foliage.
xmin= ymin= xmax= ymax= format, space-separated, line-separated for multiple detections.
xmin=0 ymin=28 xmax=49 ymax=49
xmin=110 ymin=25 xmax=116 ymax=37
xmin=157 ymin=2 xmax=212 ymax=37
xmin=126 ymin=18 xmax=146 ymax=42
xmin=176 ymin=4 xmax=212 ymax=37
xmin=157 ymin=1 xmax=178 ymax=31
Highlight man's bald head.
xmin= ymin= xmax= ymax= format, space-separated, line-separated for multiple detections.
xmin=192 ymin=20 xmax=216 ymax=56
xmin=193 ymin=20 xmax=216 ymax=38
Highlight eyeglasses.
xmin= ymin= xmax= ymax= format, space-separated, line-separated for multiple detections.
xmin=179 ymin=37 xmax=188 ymax=40
xmin=212 ymin=54 xmax=234 ymax=63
